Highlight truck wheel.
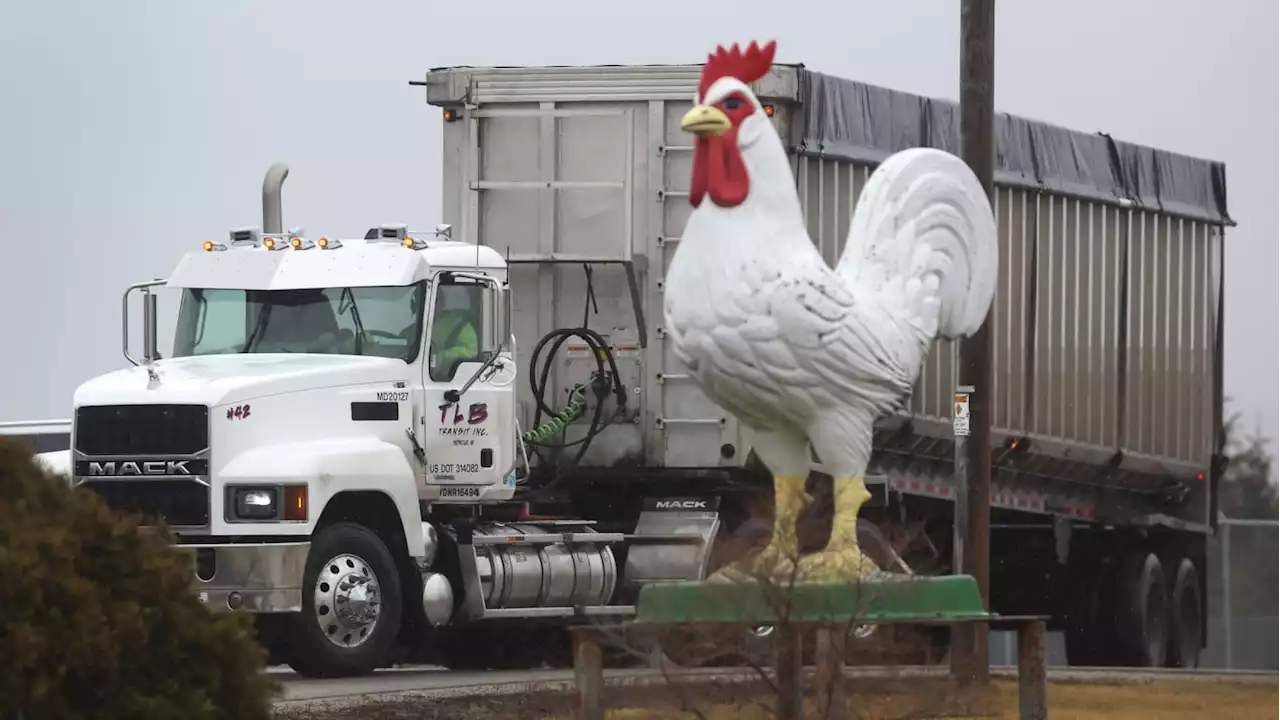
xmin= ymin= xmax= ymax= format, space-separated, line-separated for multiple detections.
xmin=283 ymin=522 xmax=403 ymax=678
xmin=1114 ymin=551 xmax=1169 ymax=667
xmin=1166 ymin=557 xmax=1202 ymax=668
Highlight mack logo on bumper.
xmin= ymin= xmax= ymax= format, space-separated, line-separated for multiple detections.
xmin=75 ymin=458 xmax=209 ymax=477
xmin=643 ymin=497 xmax=721 ymax=512
xmin=655 ymin=500 xmax=706 ymax=509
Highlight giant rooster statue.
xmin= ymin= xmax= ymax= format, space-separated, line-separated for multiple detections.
xmin=664 ymin=40 xmax=998 ymax=583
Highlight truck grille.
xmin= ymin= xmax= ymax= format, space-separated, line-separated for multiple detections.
xmin=82 ymin=480 xmax=211 ymax=527
xmin=74 ymin=404 xmax=209 ymax=456
xmin=73 ymin=404 xmax=211 ymax=528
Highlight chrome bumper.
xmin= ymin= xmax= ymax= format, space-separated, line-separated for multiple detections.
xmin=178 ymin=541 xmax=310 ymax=613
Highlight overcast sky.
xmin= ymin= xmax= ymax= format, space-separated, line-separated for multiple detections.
xmin=1 ymin=0 xmax=1275 ymax=452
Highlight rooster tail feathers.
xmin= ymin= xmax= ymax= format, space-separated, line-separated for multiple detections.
xmin=837 ymin=147 xmax=999 ymax=340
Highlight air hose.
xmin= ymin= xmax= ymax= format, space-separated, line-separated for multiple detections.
xmin=516 ymin=326 xmax=627 ymax=498
xmin=521 ymin=381 xmax=587 ymax=444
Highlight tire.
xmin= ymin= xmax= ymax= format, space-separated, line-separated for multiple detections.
xmin=1113 ymin=551 xmax=1169 ymax=667
xmin=1166 ymin=557 xmax=1203 ymax=668
xmin=281 ymin=522 xmax=404 ymax=678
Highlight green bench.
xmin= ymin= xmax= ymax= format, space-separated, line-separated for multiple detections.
xmin=570 ymin=574 xmax=1048 ymax=720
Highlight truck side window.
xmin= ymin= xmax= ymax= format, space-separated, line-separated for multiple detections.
xmin=428 ymin=279 xmax=494 ymax=382
xmin=175 ymin=289 xmax=248 ymax=356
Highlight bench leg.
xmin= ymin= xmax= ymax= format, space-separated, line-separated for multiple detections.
xmin=1016 ymin=620 xmax=1048 ymax=720
xmin=573 ymin=629 xmax=604 ymax=720
xmin=815 ymin=626 xmax=848 ymax=720
xmin=775 ymin=624 xmax=804 ymax=720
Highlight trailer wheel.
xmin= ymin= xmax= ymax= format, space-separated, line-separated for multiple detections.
xmin=1166 ymin=557 xmax=1202 ymax=668
xmin=1114 ymin=551 xmax=1169 ymax=667
xmin=282 ymin=522 xmax=403 ymax=678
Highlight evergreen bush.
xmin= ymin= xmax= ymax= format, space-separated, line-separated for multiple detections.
xmin=0 ymin=438 xmax=277 ymax=720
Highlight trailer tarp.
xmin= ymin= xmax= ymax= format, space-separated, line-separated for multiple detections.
xmin=796 ymin=69 xmax=1230 ymax=225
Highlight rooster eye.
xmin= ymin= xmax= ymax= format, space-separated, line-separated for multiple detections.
xmin=722 ymin=97 xmax=743 ymax=110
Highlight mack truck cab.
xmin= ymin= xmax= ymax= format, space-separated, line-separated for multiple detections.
xmin=51 ymin=165 xmax=723 ymax=677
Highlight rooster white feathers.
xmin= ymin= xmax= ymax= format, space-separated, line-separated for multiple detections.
xmin=664 ymin=40 xmax=999 ymax=582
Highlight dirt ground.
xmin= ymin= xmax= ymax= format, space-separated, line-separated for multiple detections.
xmin=273 ymin=676 xmax=1279 ymax=719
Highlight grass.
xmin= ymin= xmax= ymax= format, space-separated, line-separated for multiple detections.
xmin=1015 ymin=677 xmax=1278 ymax=720
xmin=275 ymin=676 xmax=1279 ymax=719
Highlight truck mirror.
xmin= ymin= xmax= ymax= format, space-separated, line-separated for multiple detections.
xmin=122 ymin=279 xmax=167 ymax=367
xmin=142 ymin=290 xmax=159 ymax=364
xmin=496 ymin=282 xmax=511 ymax=349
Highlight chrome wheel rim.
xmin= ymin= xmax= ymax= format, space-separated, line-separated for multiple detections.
xmin=313 ymin=553 xmax=382 ymax=649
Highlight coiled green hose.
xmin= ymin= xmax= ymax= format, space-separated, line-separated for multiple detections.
xmin=521 ymin=381 xmax=587 ymax=444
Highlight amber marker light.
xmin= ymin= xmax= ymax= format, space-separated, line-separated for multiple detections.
xmin=283 ymin=486 xmax=308 ymax=521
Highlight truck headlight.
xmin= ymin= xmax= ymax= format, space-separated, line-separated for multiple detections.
xmin=234 ymin=487 xmax=278 ymax=519
xmin=225 ymin=484 xmax=308 ymax=522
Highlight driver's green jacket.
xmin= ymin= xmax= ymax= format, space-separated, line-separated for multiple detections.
xmin=431 ymin=310 xmax=478 ymax=379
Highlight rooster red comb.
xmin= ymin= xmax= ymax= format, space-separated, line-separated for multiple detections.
xmin=697 ymin=40 xmax=777 ymax=101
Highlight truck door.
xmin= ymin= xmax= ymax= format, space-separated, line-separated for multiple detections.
xmin=422 ymin=272 xmax=516 ymax=498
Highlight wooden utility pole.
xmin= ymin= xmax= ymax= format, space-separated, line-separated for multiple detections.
xmin=951 ymin=0 xmax=995 ymax=682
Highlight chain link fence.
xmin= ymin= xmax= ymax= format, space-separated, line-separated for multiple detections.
xmin=1203 ymin=517 xmax=1278 ymax=670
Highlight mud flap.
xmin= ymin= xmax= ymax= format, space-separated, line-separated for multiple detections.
xmin=620 ymin=496 xmax=722 ymax=590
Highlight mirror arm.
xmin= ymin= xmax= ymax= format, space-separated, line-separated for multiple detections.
xmin=444 ymin=351 xmax=501 ymax=404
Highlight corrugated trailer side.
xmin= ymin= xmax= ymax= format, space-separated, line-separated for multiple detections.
xmin=424 ymin=62 xmax=1229 ymax=529
xmin=783 ymin=70 xmax=1229 ymax=530
xmin=427 ymin=65 xmax=807 ymax=474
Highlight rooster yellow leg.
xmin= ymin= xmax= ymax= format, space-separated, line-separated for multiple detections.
xmin=707 ymin=474 xmax=806 ymax=583
xmin=707 ymin=427 xmax=812 ymax=583
xmin=796 ymin=476 xmax=878 ymax=581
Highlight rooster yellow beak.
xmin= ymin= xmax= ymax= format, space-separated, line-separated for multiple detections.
xmin=681 ymin=105 xmax=731 ymax=138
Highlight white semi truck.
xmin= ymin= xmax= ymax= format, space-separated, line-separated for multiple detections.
xmin=28 ymin=58 xmax=1229 ymax=676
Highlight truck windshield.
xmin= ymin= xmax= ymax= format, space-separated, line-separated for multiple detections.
xmin=172 ymin=283 xmax=427 ymax=362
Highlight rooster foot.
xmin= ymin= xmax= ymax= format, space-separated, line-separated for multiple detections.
xmin=706 ymin=542 xmax=799 ymax=584
xmin=795 ymin=542 xmax=878 ymax=583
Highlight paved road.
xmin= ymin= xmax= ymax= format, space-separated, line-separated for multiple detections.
xmin=271 ymin=665 xmax=579 ymax=703
xmin=269 ymin=663 xmax=1276 ymax=706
